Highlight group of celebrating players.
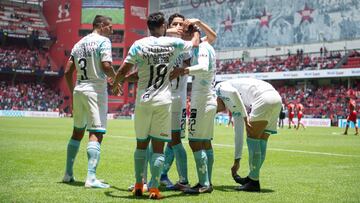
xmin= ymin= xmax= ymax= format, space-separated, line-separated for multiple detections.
xmin=62 ymin=11 xmax=359 ymax=200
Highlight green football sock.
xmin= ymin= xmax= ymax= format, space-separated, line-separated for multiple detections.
xmin=65 ymin=138 xmax=80 ymax=176
xmin=86 ymin=141 xmax=101 ymax=180
xmin=205 ymin=149 xmax=214 ymax=184
xmin=149 ymin=153 xmax=165 ymax=188
xmin=173 ymin=143 xmax=188 ymax=183
xmin=247 ymin=137 xmax=261 ymax=181
xmin=193 ymin=150 xmax=209 ymax=187
xmin=259 ymin=139 xmax=268 ymax=167
xmin=134 ymin=149 xmax=147 ymax=184
xmin=161 ymin=145 xmax=174 ymax=176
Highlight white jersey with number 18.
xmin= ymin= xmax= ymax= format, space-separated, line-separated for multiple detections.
xmin=125 ymin=36 xmax=193 ymax=106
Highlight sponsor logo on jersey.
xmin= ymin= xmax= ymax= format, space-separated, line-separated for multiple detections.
xmin=160 ymin=133 xmax=169 ymax=137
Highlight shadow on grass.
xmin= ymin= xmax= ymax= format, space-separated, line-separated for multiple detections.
xmin=57 ymin=181 xmax=85 ymax=187
xmin=104 ymin=185 xmax=191 ymax=200
xmin=213 ymin=185 xmax=275 ymax=193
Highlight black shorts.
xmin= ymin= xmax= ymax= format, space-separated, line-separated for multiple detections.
xmin=279 ymin=112 xmax=286 ymax=119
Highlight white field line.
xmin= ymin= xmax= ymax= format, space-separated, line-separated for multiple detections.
xmin=108 ymin=135 xmax=360 ymax=158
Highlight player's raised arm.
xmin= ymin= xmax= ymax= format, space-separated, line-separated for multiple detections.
xmin=184 ymin=18 xmax=217 ymax=44
xmin=64 ymin=56 xmax=76 ymax=93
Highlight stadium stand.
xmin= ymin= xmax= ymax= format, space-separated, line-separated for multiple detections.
xmin=0 ymin=1 xmax=49 ymax=39
xmin=0 ymin=46 xmax=56 ymax=70
xmin=276 ymin=83 xmax=360 ymax=120
xmin=117 ymin=102 xmax=135 ymax=117
xmin=0 ymin=81 xmax=64 ymax=112
xmin=216 ymin=50 xmax=345 ymax=74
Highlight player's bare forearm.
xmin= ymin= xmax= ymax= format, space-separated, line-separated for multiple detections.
xmin=114 ymin=62 xmax=133 ymax=85
xmin=125 ymin=71 xmax=139 ymax=82
xmin=112 ymin=62 xmax=134 ymax=95
xmin=197 ymin=21 xmax=217 ymax=44
xmin=101 ymin=61 xmax=116 ymax=79
xmin=187 ymin=18 xmax=217 ymax=44
xmin=64 ymin=59 xmax=75 ymax=93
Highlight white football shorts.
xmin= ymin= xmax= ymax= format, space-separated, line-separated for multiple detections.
xmin=73 ymin=90 xmax=107 ymax=133
xmin=135 ymin=103 xmax=171 ymax=142
xmin=249 ymin=90 xmax=282 ymax=134
xmin=171 ymin=95 xmax=187 ymax=138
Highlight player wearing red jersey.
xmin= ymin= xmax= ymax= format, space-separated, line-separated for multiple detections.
xmin=287 ymin=103 xmax=295 ymax=129
xmin=296 ymin=103 xmax=305 ymax=130
xmin=344 ymin=98 xmax=358 ymax=135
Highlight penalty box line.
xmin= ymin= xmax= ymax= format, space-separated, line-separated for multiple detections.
xmin=108 ymin=135 xmax=360 ymax=158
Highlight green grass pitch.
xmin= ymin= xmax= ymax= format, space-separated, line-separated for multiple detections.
xmin=1 ymin=117 xmax=360 ymax=202
xmin=81 ymin=8 xmax=124 ymax=24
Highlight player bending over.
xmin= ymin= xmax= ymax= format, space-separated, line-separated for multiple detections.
xmin=215 ymin=78 xmax=282 ymax=192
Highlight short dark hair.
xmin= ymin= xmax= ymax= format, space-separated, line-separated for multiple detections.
xmin=147 ymin=12 xmax=166 ymax=31
xmin=168 ymin=13 xmax=184 ymax=27
xmin=92 ymin=15 xmax=112 ymax=29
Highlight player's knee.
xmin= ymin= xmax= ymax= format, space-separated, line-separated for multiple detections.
xmin=189 ymin=141 xmax=203 ymax=152
xmin=260 ymin=133 xmax=270 ymax=140
xmin=170 ymin=132 xmax=182 ymax=146
xmin=136 ymin=139 xmax=150 ymax=150
xmin=151 ymin=139 xmax=165 ymax=153
xmin=203 ymin=141 xmax=212 ymax=150
xmin=89 ymin=132 xmax=103 ymax=143
xmin=71 ymin=128 xmax=85 ymax=141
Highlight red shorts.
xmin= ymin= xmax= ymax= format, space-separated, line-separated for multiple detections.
xmin=297 ymin=112 xmax=303 ymax=120
xmin=348 ymin=111 xmax=357 ymax=123
xmin=289 ymin=112 xmax=294 ymax=120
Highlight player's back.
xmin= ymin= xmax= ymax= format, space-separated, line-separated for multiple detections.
xmin=225 ymin=78 xmax=276 ymax=107
xmin=349 ymin=99 xmax=356 ymax=111
xmin=126 ymin=36 xmax=191 ymax=106
xmin=191 ymin=41 xmax=216 ymax=97
xmin=171 ymin=52 xmax=190 ymax=97
xmin=71 ymin=33 xmax=112 ymax=92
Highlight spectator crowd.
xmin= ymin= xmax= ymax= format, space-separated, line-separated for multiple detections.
xmin=0 ymin=47 xmax=53 ymax=71
xmin=0 ymin=81 xmax=63 ymax=112
xmin=216 ymin=50 xmax=345 ymax=74
xmin=277 ymin=83 xmax=360 ymax=121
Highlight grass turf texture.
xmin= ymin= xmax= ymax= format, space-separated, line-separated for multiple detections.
xmin=1 ymin=117 xmax=360 ymax=202
xmin=81 ymin=8 xmax=124 ymax=24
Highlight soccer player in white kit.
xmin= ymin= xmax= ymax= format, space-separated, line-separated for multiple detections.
xmin=160 ymin=13 xmax=217 ymax=191
xmin=215 ymin=78 xmax=282 ymax=192
xmin=172 ymin=21 xmax=217 ymax=194
xmin=62 ymin=15 xmax=116 ymax=188
xmin=112 ymin=12 xmax=199 ymax=199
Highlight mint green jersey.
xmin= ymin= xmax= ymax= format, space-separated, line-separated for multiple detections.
xmin=125 ymin=36 xmax=193 ymax=106
xmin=71 ymin=33 xmax=112 ymax=92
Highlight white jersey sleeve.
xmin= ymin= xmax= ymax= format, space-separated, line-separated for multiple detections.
xmin=99 ymin=39 xmax=112 ymax=62
xmin=233 ymin=116 xmax=244 ymax=160
xmin=215 ymin=82 xmax=248 ymax=118
xmin=124 ymin=41 xmax=139 ymax=65
xmin=180 ymin=40 xmax=193 ymax=53
xmin=188 ymin=46 xmax=210 ymax=75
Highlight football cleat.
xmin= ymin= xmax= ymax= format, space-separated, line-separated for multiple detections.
xmin=160 ymin=175 xmax=173 ymax=187
xmin=132 ymin=183 xmax=145 ymax=196
xmin=149 ymin=188 xmax=163 ymax=199
xmin=233 ymin=175 xmax=251 ymax=185
xmin=167 ymin=181 xmax=190 ymax=191
xmin=235 ymin=179 xmax=260 ymax=192
xmin=128 ymin=183 xmax=148 ymax=192
xmin=183 ymin=183 xmax=213 ymax=194
xmin=85 ymin=179 xmax=110 ymax=189
xmin=62 ymin=173 xmax=75 ymax=183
